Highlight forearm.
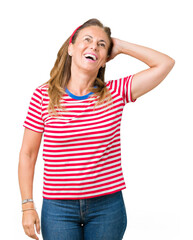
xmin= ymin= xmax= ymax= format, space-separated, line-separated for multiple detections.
xmin=118 ymin=39 xmax=175 ymax=67
xmin=18 ymin=152 xmax=36 ymax=209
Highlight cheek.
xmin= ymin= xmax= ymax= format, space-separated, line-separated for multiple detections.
xmin=74 ymin=42 xmax=86 ymax=53
xmin=78 ymin=42 xmax=86 ymax=48
xmin=101 ymin=50 xmax=108 ymax=60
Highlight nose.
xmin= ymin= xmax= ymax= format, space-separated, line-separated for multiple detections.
xmin=89 ymin=41 xmax=98 ymax=51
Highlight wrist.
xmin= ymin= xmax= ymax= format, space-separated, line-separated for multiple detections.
xmin=22 ymin=198 xmax=33 ymax=204
xmin=22 ymin=208 xmax=37 ymax=213
xmin=115 ymin=38 xmax=125 ymax=54
xmin=22 ymin=202 xmax=35 ymax=210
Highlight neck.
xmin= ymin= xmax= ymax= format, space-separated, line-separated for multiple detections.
xmin=67 ymin=62 xmax=98 ymax=96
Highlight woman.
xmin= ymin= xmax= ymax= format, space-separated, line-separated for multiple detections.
xmin=18 ymin=18 xmax=175 ymax=240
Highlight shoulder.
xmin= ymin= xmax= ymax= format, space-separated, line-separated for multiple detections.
xmin=105 ymin=75 xmax=133 ymax=90
xmin=34 ymin=83 xmax=49 ymax=96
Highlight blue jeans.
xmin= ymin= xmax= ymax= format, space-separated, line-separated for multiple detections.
xmin=41 ymin=190 xmax=127 ymax=240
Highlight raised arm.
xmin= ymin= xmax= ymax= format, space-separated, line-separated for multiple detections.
xmin=18 ymin=128 xmax=43 ymax=240
xmin=107 ymin=38 xmax=175 ymax=101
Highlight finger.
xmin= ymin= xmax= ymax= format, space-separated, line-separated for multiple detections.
xmin=30 ymin=233 xmax=39 ymax=240
xmin=23 ymin=225 xmax=31 ymax=237
xmin=23 ymin=226 xmax=29 ymax=237
xmin=35 ymin=217 xmax=40 ymax=234
xmin=30 ymin=232 xmax=39 ymax=240
xmin=29 ymin=225 xmax=39 ymax=240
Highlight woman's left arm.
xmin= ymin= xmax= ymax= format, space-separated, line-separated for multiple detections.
xmin=107 ymin=38 xmax=175 ymax=101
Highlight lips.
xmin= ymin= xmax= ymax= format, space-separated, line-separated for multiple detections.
xmin=84 ymin=52 xmax=98 ymax=61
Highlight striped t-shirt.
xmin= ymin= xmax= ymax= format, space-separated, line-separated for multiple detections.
xmin=23 ymin=75 xmax=136 ymax=199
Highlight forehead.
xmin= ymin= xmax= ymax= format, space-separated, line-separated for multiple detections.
xmin=78 ymin=26 xmax=109 ymax=42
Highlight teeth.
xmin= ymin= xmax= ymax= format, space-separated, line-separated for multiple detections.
xmin=84 ymin=54 xmax=97 ymax=61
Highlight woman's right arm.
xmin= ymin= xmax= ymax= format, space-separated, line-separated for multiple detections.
xmin=18 ymin=128 xmax=43 ymax=240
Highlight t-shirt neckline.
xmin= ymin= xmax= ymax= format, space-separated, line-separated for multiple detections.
xmin=65 ymin=86 xmax=97 ymax=100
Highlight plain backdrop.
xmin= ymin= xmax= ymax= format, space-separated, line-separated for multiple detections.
xmin=0 ymin=0 xmax=192 ymax=239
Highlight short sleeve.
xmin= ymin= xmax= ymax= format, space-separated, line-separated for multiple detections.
xmin=23 ymin=87 xmax=44 ymax=133
xmin=117 ymin=75 xmax=137 ymax=105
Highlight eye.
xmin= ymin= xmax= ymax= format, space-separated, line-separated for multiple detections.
xmin=84 ymin=37 xmax=90 ymax=42
xmin=99 ymin=43 xmax=106 ymax=47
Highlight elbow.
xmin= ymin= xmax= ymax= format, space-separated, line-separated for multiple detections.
xmin=162 ymin=58 xmax=175 ymax=71
xmin=167 ymin=55 xmax=175 ymax=66
xmin=168 ymin=58 xmax=175 ymax=71
xmin=170 ymin=58 xmax=175 ymax=66
xmin=153 ymin=57 xmax=175 ymax=69
xmin=164 ymin=54 xmax=175 ymax=67
xmin=19 ymin=149 xmax=37 ymax=166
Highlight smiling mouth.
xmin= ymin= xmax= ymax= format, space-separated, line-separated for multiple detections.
xmin=84 ymin=56 xmax=97 ymax=62
xmin=84 ymin=53 xmax=97 ymax=61
xmin=85 ymin=57 xmax=96 ymax=62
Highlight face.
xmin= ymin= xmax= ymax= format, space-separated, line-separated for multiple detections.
xmin=68 ymin=26 xmax=110 ymax=73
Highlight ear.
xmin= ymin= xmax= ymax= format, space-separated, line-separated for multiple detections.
xmin=68 ymin=43 xmax=73 ymax=56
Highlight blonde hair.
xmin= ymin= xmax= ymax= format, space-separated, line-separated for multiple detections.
xmin=45 ymin=18 xmax=114 ymax=116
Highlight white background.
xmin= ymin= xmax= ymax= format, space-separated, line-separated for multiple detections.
xmin=0 ymin=0 xmax=192 ymax=239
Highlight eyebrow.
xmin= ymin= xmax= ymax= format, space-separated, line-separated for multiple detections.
xmin=84 ymin=35 xmax=107 ymax=44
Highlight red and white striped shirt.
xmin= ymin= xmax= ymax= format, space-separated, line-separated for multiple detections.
xmin=23 ymin=75 xmax=136 ymax=199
